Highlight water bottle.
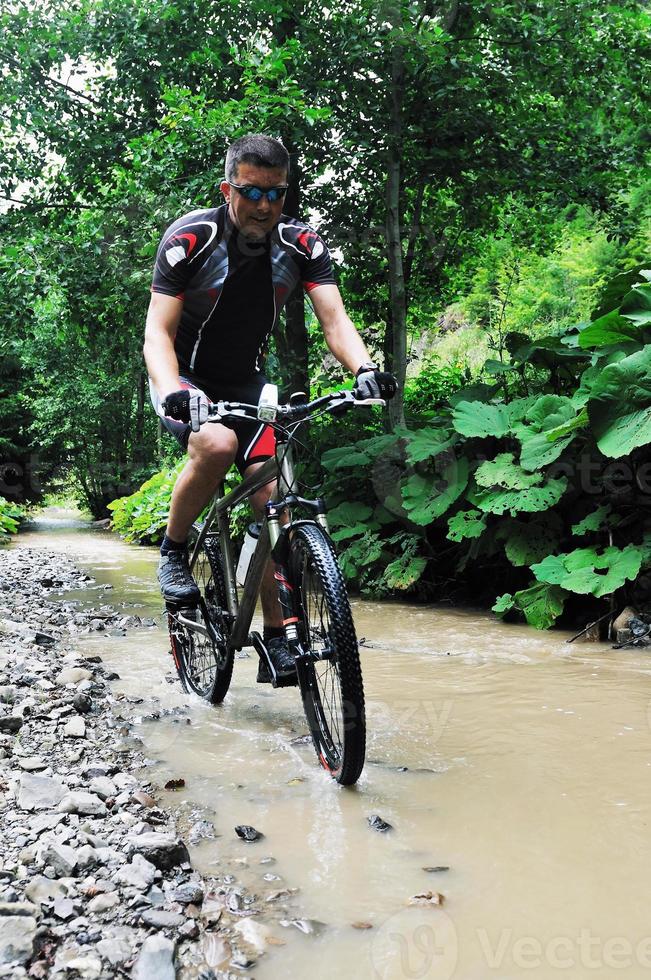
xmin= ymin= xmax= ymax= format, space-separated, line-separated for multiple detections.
xmin=236 ymin=522 xmax=261 ymax=587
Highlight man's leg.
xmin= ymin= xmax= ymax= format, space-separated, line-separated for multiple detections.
xmin=158 ymin=424 xmax=238 ymax=603
xmin=244 ymin=462 xmax=296 ymax=680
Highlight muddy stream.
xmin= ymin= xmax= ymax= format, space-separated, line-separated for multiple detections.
xmin=13 ymin=509 xmax=651 ymax=979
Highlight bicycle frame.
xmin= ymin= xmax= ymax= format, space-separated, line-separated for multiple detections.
xmin=186 ymin=431 xmax=328 ymax=651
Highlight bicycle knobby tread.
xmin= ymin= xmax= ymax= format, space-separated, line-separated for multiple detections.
xmin=290 ymin=523 xmax=366 ymax=785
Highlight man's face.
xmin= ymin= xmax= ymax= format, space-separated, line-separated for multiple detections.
xmin=220 ymin=163 xmax=288 ymax=241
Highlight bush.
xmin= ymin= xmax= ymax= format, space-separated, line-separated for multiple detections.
xmin=0 ymin=497 xmax=26 ymax=542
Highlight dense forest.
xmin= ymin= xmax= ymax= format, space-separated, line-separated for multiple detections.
xmin=1 ymin=0 xmax=650 ymax=627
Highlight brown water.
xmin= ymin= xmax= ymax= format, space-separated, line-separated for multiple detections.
xmin=15 ymin=510 xmax=651 ymax=978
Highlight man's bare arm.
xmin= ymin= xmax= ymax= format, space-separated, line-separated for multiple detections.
xmin=143 ymin=292 xmax=185 ymax=398
xmin=308 ymin=284 xmax=372 ymax=375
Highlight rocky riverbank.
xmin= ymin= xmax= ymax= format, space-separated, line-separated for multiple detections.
xmin=0 ymin=547 xmax=304 ymax=978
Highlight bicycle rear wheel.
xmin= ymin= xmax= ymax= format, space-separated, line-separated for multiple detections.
xmin=289 ymin=523 xmax=365 ymax=785
xmin=169 ymin=530 xmax=234 ymax=704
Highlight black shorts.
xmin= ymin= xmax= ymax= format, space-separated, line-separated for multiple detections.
xmin=150 ymin=373 xmax=276 ymax=474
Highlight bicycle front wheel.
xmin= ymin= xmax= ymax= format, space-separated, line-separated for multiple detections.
xmin=289 ymin=523 xmax=366 ymax=785
xmin=171 ymin=529 xmax=234 ymax=704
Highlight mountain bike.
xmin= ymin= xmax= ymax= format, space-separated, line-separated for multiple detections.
xmin=165 ymin=386 xmax=383 ymax=786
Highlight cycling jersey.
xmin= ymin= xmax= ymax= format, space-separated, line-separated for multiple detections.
xmin=151 ymin=204 xmax=336 ymax=386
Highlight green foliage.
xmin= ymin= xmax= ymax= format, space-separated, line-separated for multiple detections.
xmin=0 ymin=497 xmax=26 ymax=542
xmin=446 ymin=509 xmax=486 ymax=543
xmin=587 ymin=346 xmax=651 ymax=458
xmin=107 ymin=462 xmax=185 ymax=544
xmin=531 ymin=544 xmax=646 ymax=599
xmin=493 ymin=583 xmax=567 ymax=630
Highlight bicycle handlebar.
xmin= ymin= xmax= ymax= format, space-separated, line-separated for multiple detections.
xmin=205 ymin=388 xmax=385 ymax=425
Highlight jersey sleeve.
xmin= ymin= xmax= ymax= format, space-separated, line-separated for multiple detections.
xmin=151 ymin=212 xmax=219 ymax=300
xmin=300 ymin=231 xmax=337 ymax=293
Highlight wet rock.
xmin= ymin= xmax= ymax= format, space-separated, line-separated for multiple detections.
xmin=0 ymin=913 xmax=37 ymax=965
xmin=17 ymin=773 xmax=66 ymax=812
xmin=188 ymin=820 xmax=215 ymax=845
xmin=132 ymin=934 xmax=176 ymax=980
xmin=367 ymin=814 xmax=393 ymax=833
xmin=423 ymin=866 xmax=450 ymax=873
xmin=409 ymin=891 xmax=445 ymax=906
xmin=352 ymin=921 xmax=373 ymax=929
xmin=164 ymin=778 xmax=185 ymax=791
xmin=235 ymin=825 xmax=264 ymax=843
xmin=59 ymin=792 xmax=107 ymax=817
xmin=125 ymin=832 xmax=190 ymax=871
xmin=280 ymin=918 xmax=325 ymax=935
xmin=613 ymin=605 xmax=637 ymax=633
xmin=132 ymin=789 xmax=156 ymax=808
xmin=202 ymin=933 xmax=231 ymax=969
xmin=234 ymin=918 xmax=274 ymax=953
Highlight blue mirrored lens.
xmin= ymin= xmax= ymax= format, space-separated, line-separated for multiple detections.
xmin=235 ymin=185 xmax=287 ymax=203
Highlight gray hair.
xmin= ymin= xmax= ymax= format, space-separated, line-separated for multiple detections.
xmin=225 ymin=135 xmax=290 ymax=184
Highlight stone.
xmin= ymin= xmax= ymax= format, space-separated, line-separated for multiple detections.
xmin=0 ymin=914 xmax=36 ymax=965
xmin=132 ymin=935 xmax=175 ymax=980
xmin=53 ymin=898 xmax=76 ymax=920
xmin=55 ymin=667 xmax=93 ymax=687
xmin=72 ymin=694 xmax=92 ymax=715
xmin=0 ymin=903 xmax=37 ymax=918
xmin=367 ymin=814 xmax=393 ymax=832
xmin=17 ymin=757 xmax=46 ymax=772
xmin=24 ymin=876 xmax=67 ymax=906
xmin=140 ymin=909 xmax=184 ymax=929
xmin=169 ymin=881 xmax=203 ymax=905
xmin=95 ymin=936 xmax=133 ymax=965
xmin=17 ymin=774 xmax=66 ymax=812
xmin=88 ymin=777 xmax=117 ymax=800
xmin=42 ymin=843 xmax=78 ymax=877
xmin=234 ymin=918 xmax=274 ymax=953
xmin=58 ymin=792 xmax=107 ymax=817
xmin=87 ymin=892 xmax=119 ymax=914
xmin=125 ymin=833 xmax=190 ymax=871
xmin=234 ymin=824 xmax=264 ymax=842
xmin=63 ymin=717 xmax=86 ymax=738
xmin=0 ymin=717 xmax=21 ymax=735
xmin=613 ymin=605 xmax=637 ymax=632
xmin=114 ymin=854 xmax=157 ymax=891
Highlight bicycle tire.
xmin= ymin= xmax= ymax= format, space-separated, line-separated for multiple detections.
xmin=169 ymin=529 xmax=234 ymax=704
xmin=288 ymin=523 xmax=366 ymax=785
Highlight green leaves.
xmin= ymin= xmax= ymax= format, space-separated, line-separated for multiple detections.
xmin=475 ymin=453 xmax=541 ymax=490
xmin=469 ymin=471 xmax=567 ymax=517
xmin=513 ymin=395 xmax=582 ymax=471
xmin=451 ymin=401 xmax=511 ymax=438
xmin=531 ymin=544 xmax=645 ymax=598
xmin=587 ymin=346 xmax=651 ymax=458
xmin=493 ymin=583 xmax=567 ymax=629
xmin=446 ymin=509 xmax=487 ymax=542
xmin=500 ymin=514 xmax=563 ymax=566
xmin=402 ymin=457 xmax=469 ymax=525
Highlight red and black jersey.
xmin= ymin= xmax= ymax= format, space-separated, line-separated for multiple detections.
xmin=151 ymin=204 xmax=335 ymax=386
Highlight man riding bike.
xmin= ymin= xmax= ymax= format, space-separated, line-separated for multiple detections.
xmin=143 ymin=134 xmax=397 ymax=684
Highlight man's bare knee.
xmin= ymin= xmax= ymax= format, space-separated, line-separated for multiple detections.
xmin=188 ymin=425 xmax=238 ymax=474
xmin=251 ymin=480 xmax=276 ymax=516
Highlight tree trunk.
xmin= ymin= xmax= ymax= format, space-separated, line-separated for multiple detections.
xmin=385 ymin=16 xmax=407 ymax=430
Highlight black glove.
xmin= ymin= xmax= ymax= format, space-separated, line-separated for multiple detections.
xmin=161 ymin=388 xmax=210 ymax=431
xmin=353 ymin=364 xmax=398 ymax=400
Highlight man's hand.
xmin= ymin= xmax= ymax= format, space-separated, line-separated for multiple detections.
xmin=161 ymin=389 xmax=211 ymax=432
xmin=353 ymin=364 xmax=398 ymax=400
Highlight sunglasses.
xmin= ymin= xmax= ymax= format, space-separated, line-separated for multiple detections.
xmin=229 ymin=182 xmax=288 ymax=203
